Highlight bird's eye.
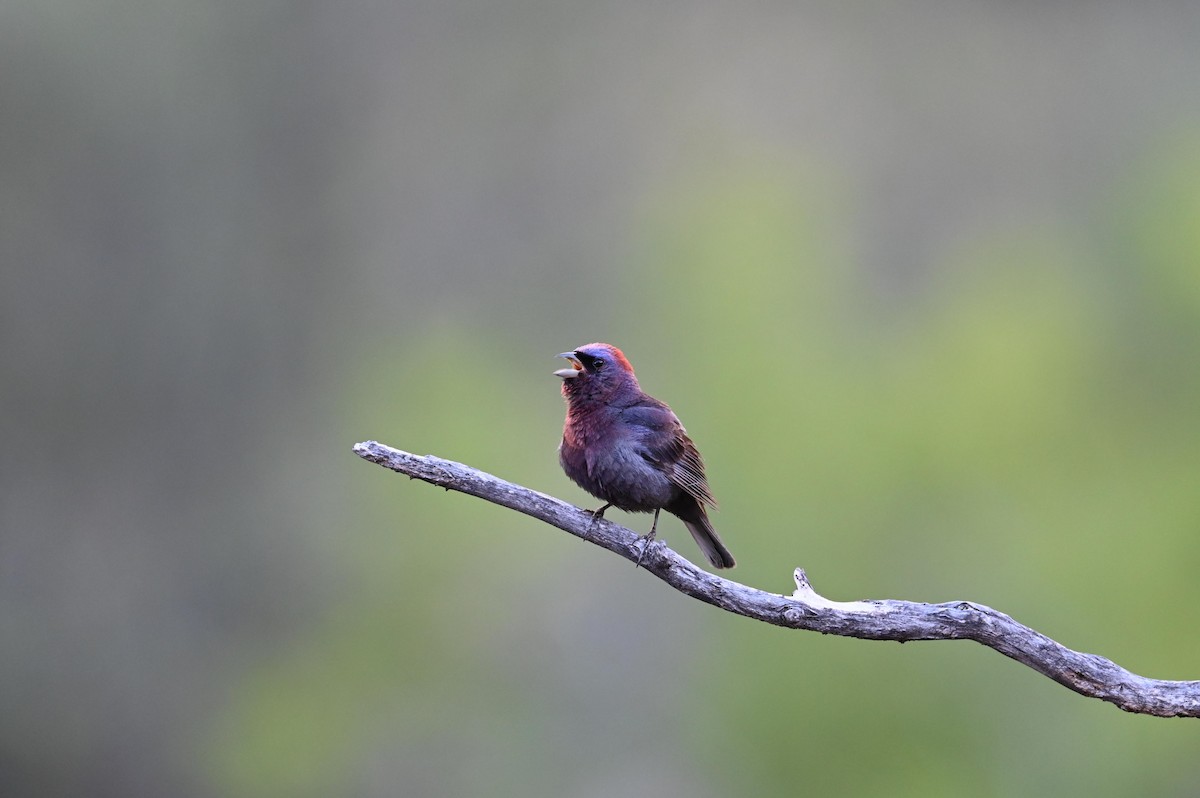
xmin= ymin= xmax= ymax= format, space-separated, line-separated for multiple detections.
xmin=592 ymin=358 xmax=605 ymax=370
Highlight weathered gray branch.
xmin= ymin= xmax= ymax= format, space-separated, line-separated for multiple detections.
xmin=353 ymin=440 xmax=1199 ymax=718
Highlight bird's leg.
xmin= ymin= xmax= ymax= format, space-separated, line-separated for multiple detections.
xmin=634 ymin=508 xmax=661 ymax=569
xmin=588 ymin=502 xmax=612 ymax=521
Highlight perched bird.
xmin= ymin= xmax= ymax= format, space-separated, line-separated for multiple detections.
xmin=554 ymin=343 xmax=735 ymax=569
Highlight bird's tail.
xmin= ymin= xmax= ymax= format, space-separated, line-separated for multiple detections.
xmin=681 ymin=506 xmax=736 ymax=569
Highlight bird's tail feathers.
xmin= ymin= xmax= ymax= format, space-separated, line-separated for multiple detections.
xmin=683 ymin=510 xmax=735 ymax=569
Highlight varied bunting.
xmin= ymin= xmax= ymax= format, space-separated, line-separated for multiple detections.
xmin=554 ymin=343 xmax=735 ymax=569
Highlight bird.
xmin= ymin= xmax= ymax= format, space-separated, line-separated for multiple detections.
xmin=553 ymin=342 xmax=735 ymax=569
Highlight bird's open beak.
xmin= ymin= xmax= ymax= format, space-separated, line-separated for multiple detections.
xmin=554 ymin=352 xmax=583 ymax=379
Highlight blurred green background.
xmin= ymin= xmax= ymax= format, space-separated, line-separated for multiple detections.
xmin=3 ymin=2 xmax=1200 ymax=796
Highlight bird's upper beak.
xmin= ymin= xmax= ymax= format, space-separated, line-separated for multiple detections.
xmin=554 ymin=352 xmax=583 ymax=379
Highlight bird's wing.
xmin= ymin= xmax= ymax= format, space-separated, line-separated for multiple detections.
xmin=620 ymin=402 xmax=718 ymax=510
xmin=669 ymin=436 xmax=718 ymax=509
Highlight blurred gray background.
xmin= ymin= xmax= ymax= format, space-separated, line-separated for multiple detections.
xmin=3 ymin=2 xmax=1200 ymax=796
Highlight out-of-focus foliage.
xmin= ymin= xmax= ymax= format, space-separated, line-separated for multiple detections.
xmin=3 ymin=2 xmax=1200 ymax=797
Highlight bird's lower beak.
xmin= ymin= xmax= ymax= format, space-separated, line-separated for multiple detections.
xmin=554 ymin=352 xmax=583 ymax=379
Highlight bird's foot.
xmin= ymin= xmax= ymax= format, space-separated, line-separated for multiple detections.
xmin=586 ymin=503 xmax=612 ymax=528
xmin=633 ymin=526 xmax=659 ymax=570
xmin=634 ymin=509 xmax=662 ymax=570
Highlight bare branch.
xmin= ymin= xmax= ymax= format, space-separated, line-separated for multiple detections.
xmin=353 ymin=440 xmax=1200 ymax=718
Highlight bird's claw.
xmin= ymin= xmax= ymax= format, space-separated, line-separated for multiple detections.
xmin=634 ymin=538 xmax=650 ymax=569
xmin=633 ymin=529 xmax=658 ymax=570
xmin=586 ymin=503 xmax=611 ymax=528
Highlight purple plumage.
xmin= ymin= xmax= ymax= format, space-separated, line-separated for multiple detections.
xmin=554 ymin=343 xmax=735 ymax=569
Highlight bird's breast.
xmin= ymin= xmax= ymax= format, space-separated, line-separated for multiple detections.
xmin=559 ymin=407 xmax=675 ymax=512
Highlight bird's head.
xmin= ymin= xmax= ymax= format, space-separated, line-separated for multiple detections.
xmin=554 ymin=342 xmax=638 ymax=403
